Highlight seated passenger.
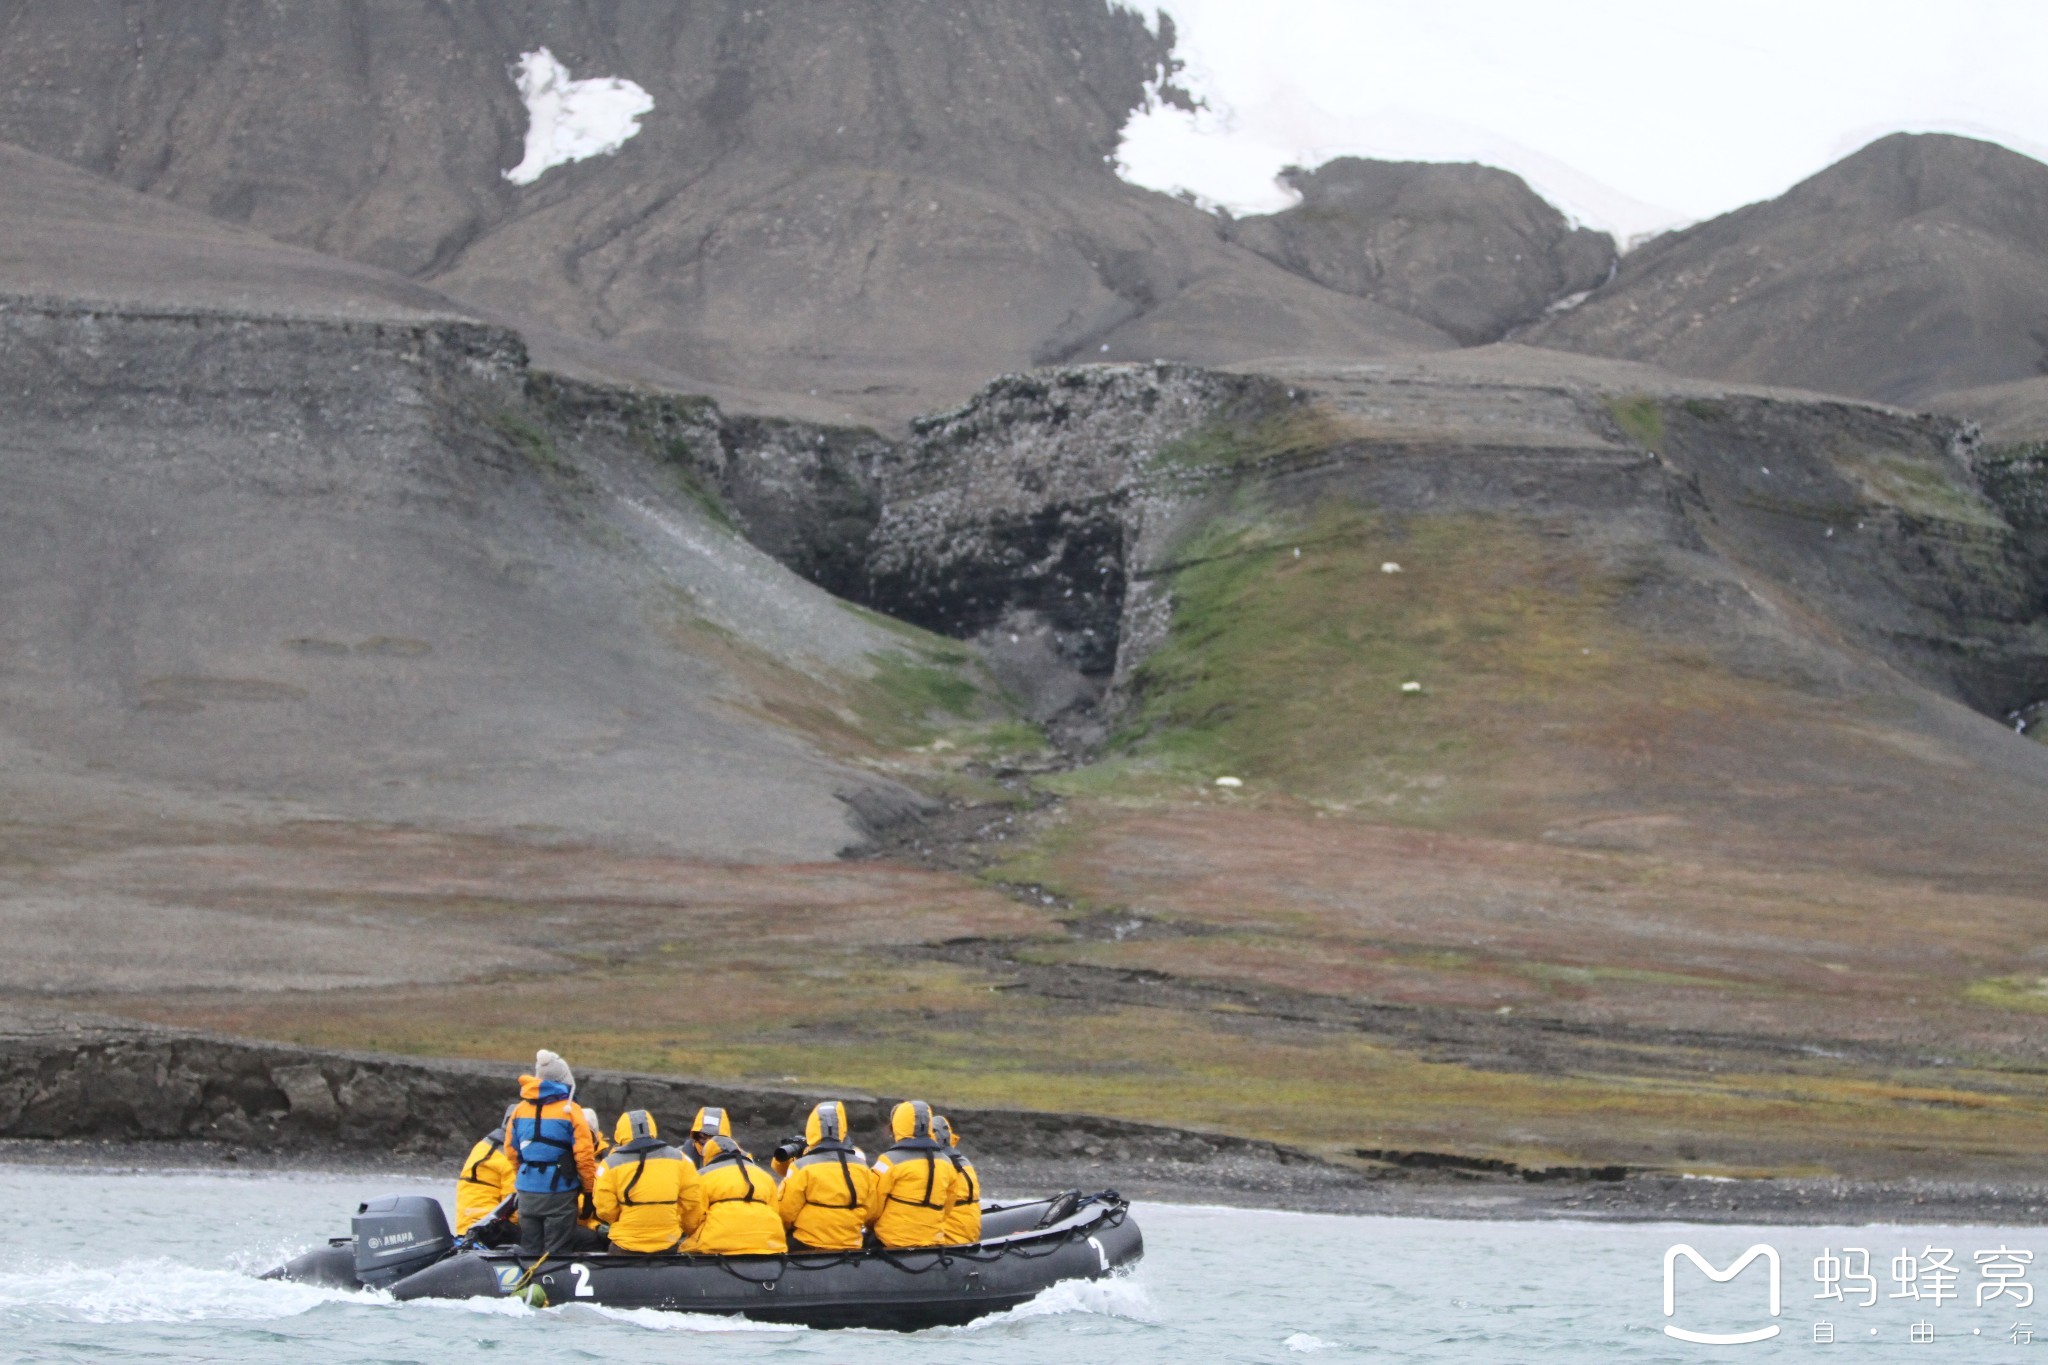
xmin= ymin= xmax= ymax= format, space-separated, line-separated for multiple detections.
xmin=593 ymin=1109 xmax=704 ymax=1253
xmin=454 ymin=1103 xmax=519 ymax=1236
xmin=777 ymin=1100 xmax=875 ymax=1251
xmin=933 ymin=1116 xmax=982 ymax=1245
xmin=578 ymin=1106 xmax=611 ymax=1232
xmin=687 ymin=1105 xmax=732 ymax=1151
xmin=866 ymin=1100 xmax=961 ymax=1248
xmin=684 ymin=1135 xmax=788 ymax=1254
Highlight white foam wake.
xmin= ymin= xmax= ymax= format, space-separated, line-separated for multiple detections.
xmin=572 ymin=1303 xmax=807 ymax=1333
xmin=960 ymin=1274 xmax=1160 ymax=1329
xmin=1284 ymin=1331 xmax=1341 ymax=1352
xmin=0 ymin=1258 xmax=368 ymax=1325
xmin=0 ymin=1252 xmax=1153 ymax=1336
xmin=412 ymin=1273 xmax=1153 ymax=1335
xmin=393 ymin=1288 xmax=803 ymax=1332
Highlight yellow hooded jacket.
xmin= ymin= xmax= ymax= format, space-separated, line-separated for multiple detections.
xmin=684 ymin=1137 xmax=788 ymax=1255
xmin=777 ymin=1101 xmax=875 ymax=1251
xmin=866 ymin=1100 xmax=961 ymax=1248
xmin=454 ymin=1128 xmax=516 ymax=1234
xmin=593 ymin=1110 xmax=705 ymax=1253
xmin=577 ymin=1107 xmax=612 ymax=1229
xmin=933 ymin=1116 xmax=982 ymax=1245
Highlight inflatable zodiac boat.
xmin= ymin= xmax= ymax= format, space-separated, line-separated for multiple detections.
xmin=267 ymin=1190 xmax=1142 ymax=1331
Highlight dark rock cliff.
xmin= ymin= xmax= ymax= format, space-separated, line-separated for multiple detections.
xmin=0 ymin=1014 xmax=1319 ymax=1174
xmin=1978 ymin=442 xmax=2048 ymax=580
xmin=809 ymin=356 xmax=2048 ymax=731
xmin=501 ymin=348 xmax=2048 ymax=740
xmin=866 ymin=367 xmax=1290 ymax=691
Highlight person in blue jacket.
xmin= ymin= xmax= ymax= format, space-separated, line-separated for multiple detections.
xmin=500 ymin=1049 xmax=604 ymax=1256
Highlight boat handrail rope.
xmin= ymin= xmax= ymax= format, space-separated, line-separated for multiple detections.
xmin=694 ymin=1200 xmax=1124 ymax=1280
xmin=712 ymin=1255 xmax=788 ymax=1285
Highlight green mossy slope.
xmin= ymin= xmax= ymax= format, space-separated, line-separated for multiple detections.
xmin=1067 ymin=500 xmax=1649 ymax=818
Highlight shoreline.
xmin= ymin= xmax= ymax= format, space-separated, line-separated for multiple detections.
xmin=9 ymin=1009 xmax=2047 ymax=1228
xmin=8 ymin=1138 xmax=2048 ymax=1227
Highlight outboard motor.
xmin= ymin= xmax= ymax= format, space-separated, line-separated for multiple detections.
xmin=351 ymin=1195 xmax=455 ymax=1289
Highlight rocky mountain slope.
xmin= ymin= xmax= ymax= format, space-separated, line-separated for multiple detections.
xmin=0 ymin=136 xmax=1055 ymax=999
xmin=44 ymin=342 xmax=2048 ymax=1182
xmin=8 ymin=9 xmax=2048 ymax=1180
xmin=0 ymin=140 xmax=466 ymax=321
xmin=1935 ymin=375 xmax=2048 ymax=446
xmin=852 ymin=348 xmax=2048 ymax=775
xmin=9 ymin=13 xmax=2046 ymax=426
xmin=0 ymin=0 xmax=1457 ymax=424
xmin=1525 ymin=133 xmax=2048 ymax=405
xmin=1228 ymin=157 xmax=1617 ymax=344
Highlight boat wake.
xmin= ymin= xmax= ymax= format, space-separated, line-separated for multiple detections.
xmin=958 ymin=1273 xmax=1159 ymax=1330
xmin=570 ymin=1303 xmax=813 ymax=1333
xmin=0 ymin=1257 xmax=366 ymax=1325
xmin=400 ymin=1272 xmax=1158 ymax=1336
xmin=393 ymin=1292 xmax=800 ymax=1331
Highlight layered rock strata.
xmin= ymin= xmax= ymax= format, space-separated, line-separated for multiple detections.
xmin=846 ymin=355 xmax=2048 ymax=729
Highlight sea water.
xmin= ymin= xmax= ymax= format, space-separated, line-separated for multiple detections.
xmin=0 ymin=1166 xmax=2041 ymax=1360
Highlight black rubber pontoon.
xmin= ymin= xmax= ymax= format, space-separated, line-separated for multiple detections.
xmin=267 ymin=1191 xmax=1142 ymax=1331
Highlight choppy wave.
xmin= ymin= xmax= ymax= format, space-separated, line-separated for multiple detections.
xmin=0 ymin=1258 xmax=371 ymax=1325
xmin=401 ymin=1292 xmax=785 ymax=1330
xmin=1284 ymin=1332 xmax=1341 ymax=1352
xmin=414 ymin=1272 xmax=1155 ymax=1336
xmin=574 ymin=1303 xmax=808 ymax=1333
xmin=960 ymin=1273 xmax=1160 ymax=1329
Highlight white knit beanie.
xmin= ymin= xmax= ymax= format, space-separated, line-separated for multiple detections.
xmin=535 ymin=1048 xmax=574 ymax=1092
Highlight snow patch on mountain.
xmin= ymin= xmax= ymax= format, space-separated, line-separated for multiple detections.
xmin=504 ymin=48 xmax=654 ymax=186
xmin=1117 ymin=80 xmax=1679 ymax=246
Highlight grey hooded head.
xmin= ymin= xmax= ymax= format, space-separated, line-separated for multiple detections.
xmin=535 ymin=1048 xmax=574 ymax=1093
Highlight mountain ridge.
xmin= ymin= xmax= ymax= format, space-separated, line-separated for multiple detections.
xmin=0 ymin=1 xmax=1457 ymax=422
xmin=1524 ymin=132 xmax=2048 ymax=405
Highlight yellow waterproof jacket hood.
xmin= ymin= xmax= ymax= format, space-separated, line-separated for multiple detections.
xmin=804 ymin=1100 xmax=850 ymax=1148
xmin=614 ymin=1109 xmax=659 ymax=1145
xmin=889 ymin=1099 xmax=939 ymax=1143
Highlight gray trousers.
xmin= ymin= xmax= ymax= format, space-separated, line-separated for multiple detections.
xmin=515 ymin=1189 xmax=600 ymax=1257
